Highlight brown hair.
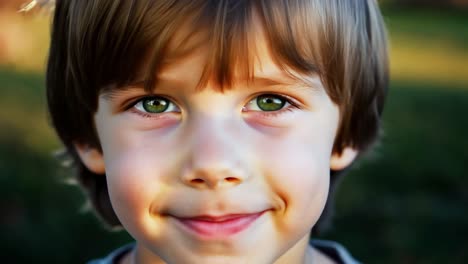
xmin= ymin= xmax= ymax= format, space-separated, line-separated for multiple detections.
xmin=46 ymin=0 xmax=389 ymax=234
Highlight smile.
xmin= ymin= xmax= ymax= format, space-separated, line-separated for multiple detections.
xmin=173 ymin=211 xmax=267 ymax=239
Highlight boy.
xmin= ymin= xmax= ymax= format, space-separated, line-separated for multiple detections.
xmin=45 ymin=0 xmax=388 ymax=263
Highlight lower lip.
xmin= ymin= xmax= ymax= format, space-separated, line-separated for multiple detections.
xmin=175 ymin=212 xmax=265 ymax=238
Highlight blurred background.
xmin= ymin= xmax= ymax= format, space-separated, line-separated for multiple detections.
xmin=0 ymin=0 xmax=467 ymax=263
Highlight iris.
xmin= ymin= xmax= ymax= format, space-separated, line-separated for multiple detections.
xmin=142 ymin=98 xmax=169 ymax=113
xmin=256 ymin=95 xmax=286 ymax=111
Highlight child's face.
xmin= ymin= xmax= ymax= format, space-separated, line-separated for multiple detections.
xmin=78 ymin=27 xmax=356 ymax=264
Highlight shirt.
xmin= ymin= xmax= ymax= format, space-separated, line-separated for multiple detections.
xmin=87 ymin=239 xmax=361 ymax=264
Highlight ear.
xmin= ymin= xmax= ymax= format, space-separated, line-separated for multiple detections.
xmin=74 ymin=143 xmax=105 ymax=174
xmin=330 ymin=147 xmax=358 ymax=171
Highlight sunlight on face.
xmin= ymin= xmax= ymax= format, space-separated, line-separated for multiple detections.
xmin=92 ymin=21 xmax=342 ymax=264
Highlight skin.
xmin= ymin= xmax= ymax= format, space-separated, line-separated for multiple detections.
xmin=76 ymin=24 xmax=357 ymax=264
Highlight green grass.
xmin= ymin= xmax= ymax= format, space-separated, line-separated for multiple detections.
xmin=323 ymin=81 xmax=468 ymax=264
xmin=0 ymin=135 xmax=132 ymax=263
xmin=383 ymin=7 xmax=468 ymax=48
xmin=383 ymin=8 xmax=468 ymax=86
xmin=0 ymin=68 xmax=133 ymax=263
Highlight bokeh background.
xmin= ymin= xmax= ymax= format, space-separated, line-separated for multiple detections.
xmin=1 ymin=0 xmax=467 ymax=263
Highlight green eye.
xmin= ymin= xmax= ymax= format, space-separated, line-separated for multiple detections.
xmin=256 ymin=94 xmax=286 ymax=111
xmin=142 ymin=97 xmax=169 ymax=113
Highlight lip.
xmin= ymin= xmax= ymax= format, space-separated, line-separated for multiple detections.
xmin=173 ymin=211 xmax=267 ymax=239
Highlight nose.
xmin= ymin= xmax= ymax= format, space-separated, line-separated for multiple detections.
xmin=180 ymin=117 xmax=249 ymax=189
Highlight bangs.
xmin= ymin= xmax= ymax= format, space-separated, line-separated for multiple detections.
xmin=77 ymin=0 xmax=325 ymax=97
xmin=186 ymin=0 xmax=322 ymax=92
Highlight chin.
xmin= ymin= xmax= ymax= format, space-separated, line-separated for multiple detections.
xmin=170 ymin=253 xmax=273 ymax=264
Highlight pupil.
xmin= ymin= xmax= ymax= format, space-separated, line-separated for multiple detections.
xmin=144 ymin=98 xmax=168 ymax=113
xmin=150 ymin=100 xmax=163 ymax=107
xmin=257 ymin=95 xmax=285 ymax=111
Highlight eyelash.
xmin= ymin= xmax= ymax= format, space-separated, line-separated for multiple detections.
xmin=243 ymin=94 xmax=300 ymax=118
xmin=126 ymin=96 xmax=177 ymax=119
xmin=127 ymin=94 xmax=301 ymax=119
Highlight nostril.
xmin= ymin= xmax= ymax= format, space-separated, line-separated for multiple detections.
xmin=225 ymin=177 xmax=239 ymax=183
xmin=191 ymin=178 xmax=204 ymax=184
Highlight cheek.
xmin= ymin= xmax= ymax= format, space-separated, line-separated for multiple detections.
xmin=99 ymin=130 xmax=177 ymax=233
xmin=267 ymin=142 xmax=331 ymax=236
xmin=258 ymin=116 xmax=335 ymax=194
xmin=255 ymin=118 xmax=336 ymax=234
xmin=267 ymin=139 xmax=330 ymax=209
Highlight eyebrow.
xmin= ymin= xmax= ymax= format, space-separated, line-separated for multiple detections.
xmin=100 ymin=84 xmax=142 ymax=101
xmin=251 ymin=73 xmax=322 ymax=94
xmin=252 ymin=75 xmax=310 ymax=87
xmin=100 ymin=72 xmax=320 ymax=100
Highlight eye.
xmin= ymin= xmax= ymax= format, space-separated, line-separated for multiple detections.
xmin=244 ymin=94 xmax=289 ymax=112
xmin=134 ymin=96 xmax=179 ymax=114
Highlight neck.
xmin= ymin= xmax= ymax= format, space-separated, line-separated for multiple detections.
xmin=274 ymin=233 xmax=312 ymax=264
xmin=119 ymin=243 xmax=166 ymax=264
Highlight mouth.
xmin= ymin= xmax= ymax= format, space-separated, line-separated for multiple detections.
xmin=172 ymin=211 xmax=267 ymax=239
